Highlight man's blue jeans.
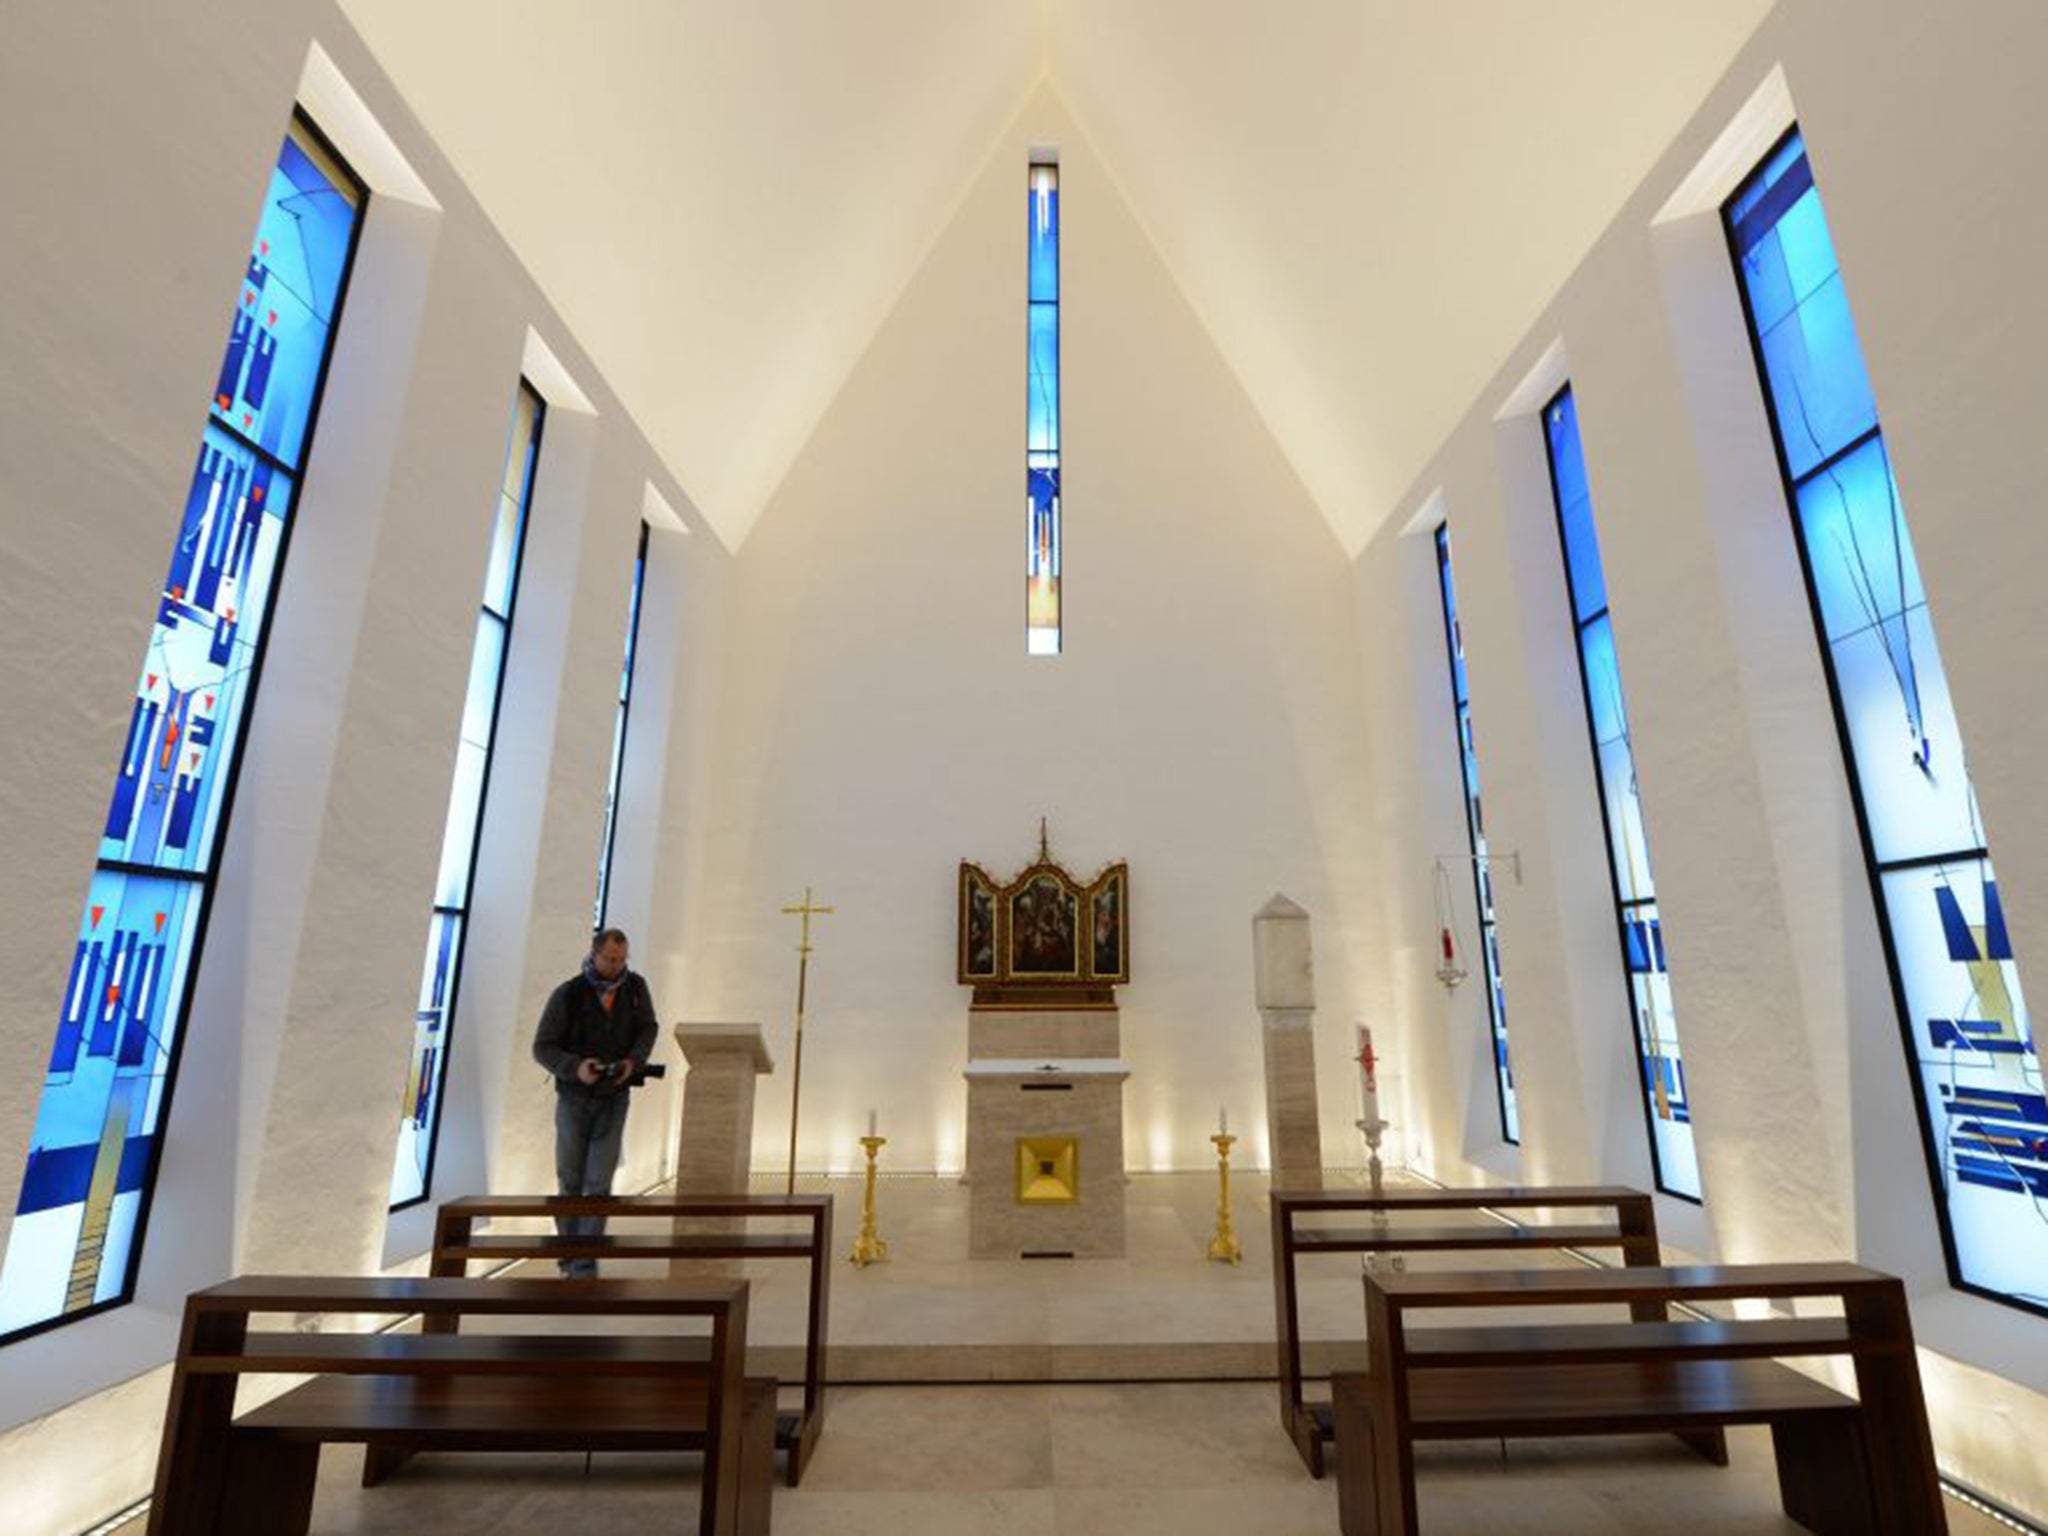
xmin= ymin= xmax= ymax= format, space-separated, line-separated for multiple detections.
xmin=554 ymin=1092 xmax=629 ymax=1277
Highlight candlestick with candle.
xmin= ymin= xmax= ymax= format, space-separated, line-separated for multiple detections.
xmin=850 ymin=1126 xmax=889 ymax=1268
xmin=1207 ymin=1128 xmax=1243 ymax=1265
xmin=1354 ymin=1024 xmax=1391 ymax=1200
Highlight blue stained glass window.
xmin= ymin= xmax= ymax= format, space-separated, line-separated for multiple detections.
xmin=1543 ymin=386 xmax=1702 ymax=1201
xmin=1027 ymin=161 xmax=1061 ymax=656
xmin=593 ymin=521 xmax=650 ymax=931
xmin=390 ymin=384 xmax=544 ymax=1209
xmin=1728 ymin=130 xmax=2046 ymax=1315
xmin=1435 ymin=526 xmax=1517 ymax=1142
xmin=0 ymin=117 xmax=362 ymax=1342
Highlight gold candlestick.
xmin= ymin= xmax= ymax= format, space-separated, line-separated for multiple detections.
xmin=849 ymin=1135 xmax=890 ymax=1267
xmin=1207 ymin=1133 xmax=1243 ymax=1265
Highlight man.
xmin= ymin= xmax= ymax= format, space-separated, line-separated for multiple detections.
xmin=531 ymin=928 xmax=659 ymax=1276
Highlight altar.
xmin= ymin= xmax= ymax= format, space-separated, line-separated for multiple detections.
xmin=959 ymin=828 xmax=1132 ymax=1259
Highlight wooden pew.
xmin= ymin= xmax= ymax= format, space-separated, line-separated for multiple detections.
xmin=1269 ymin=1185 xmax=1684 ymax=1476
xmin=1333 ymin=1261 xmax=1945 ymax=1536
xmin=421 ymin=1192 xmax=832 ymax=1485
xmin=147 ymin=1274 xmax=775 ymax=1536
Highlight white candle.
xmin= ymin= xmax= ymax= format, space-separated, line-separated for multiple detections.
xmin=1357 ymin=1024 xmax=1380 ymax=1125
xmin=1218 ymin=1105 xmax=1229 ymax=1136
xmin=867 ymin=1108 xmax=877 ymax=1138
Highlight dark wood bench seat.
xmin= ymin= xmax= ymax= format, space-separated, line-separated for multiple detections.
xmin=447 ymin=1230 xmax=819 ymax=1259
xmin=236 ymin=1369 xmax=775 ymax=1450
xmin=1333 ymin=1261 xmax=1945 ymax=1536
xmin=1392 ymin=1356 xmax=1857 ymax=1437
xmin=147 ymin=1275 xmax=772 ymax=1536
xmin=430 ymin=1192 xmax=832 ymax=1486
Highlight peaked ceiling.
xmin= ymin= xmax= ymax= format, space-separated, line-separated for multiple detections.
xmin=336 ymin=0 xmax=1774 ymax=554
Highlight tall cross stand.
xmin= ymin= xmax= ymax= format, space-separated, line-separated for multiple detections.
xmin=781 ymin=887 xmax=834 ymax=1196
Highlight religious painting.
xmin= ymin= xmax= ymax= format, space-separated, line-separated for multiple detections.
xmin=957 ymin=826 xmax=1129 ymax=1002
xmin=1010 ymin=873 xmax=1079 ymax=976
xmin=959 ymin=865 xmax=999 ymax=980
xmin=1088 ymin=868 xmax=1127 ymax=982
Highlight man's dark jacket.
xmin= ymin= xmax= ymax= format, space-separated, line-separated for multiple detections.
xmin=532 ymin=970 xmax=659 ymax=1098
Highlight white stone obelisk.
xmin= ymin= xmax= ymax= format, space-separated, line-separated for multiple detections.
xmin=1253 ymin=894 xmax=1324 ymax=1192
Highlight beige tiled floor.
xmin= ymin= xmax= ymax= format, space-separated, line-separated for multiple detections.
xmin=117 ymin=1382 xmax=2008 ymax=1534
xmin=530 ymin=1170 xmax=1546 ymax=1378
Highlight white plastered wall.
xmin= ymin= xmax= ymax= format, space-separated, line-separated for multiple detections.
xmin=0 ymin=6 xmax=728 ymax=1531
xmin=1359 ymin=1 xmax=2048 ymax=1518
xmin=682 ymin=84 xmax=1382 ymax=1184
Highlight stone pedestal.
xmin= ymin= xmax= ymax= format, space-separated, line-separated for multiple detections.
xmin=1254 ymin=895 xmax=1323 ymax=1192
xmin=672 ymin=1023 xmax=776 ymax=1193
xmin=670 ymin=1023 xmax=774 ymax=1276
xmin=965 ymin=1008 xmax=1128 ymax=1259
xmin=1260 ymin=1011 xmax=1323 ymax=1192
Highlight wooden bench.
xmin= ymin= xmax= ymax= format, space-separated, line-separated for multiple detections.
xmin=1270 ymin=1184 xmax=1684 ymax=1475
xmin=1333 ymin=1261 xmax=1945 ymax=1536
xmin=421 ymin=1192 xmax=832 ymax=1485
xmin=147 ymin=1275 xmax=776 ymax=1536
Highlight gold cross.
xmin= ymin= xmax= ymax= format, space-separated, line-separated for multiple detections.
xmin=781 ymin=887 xmax=834 ymax=957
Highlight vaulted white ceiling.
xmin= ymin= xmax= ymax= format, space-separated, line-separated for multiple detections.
xmin=336 ymin=0 xmax=1774 ymax=553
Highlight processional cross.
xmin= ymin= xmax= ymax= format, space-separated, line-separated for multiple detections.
xmin=781 ymin=887 xmax=834 ymax=1195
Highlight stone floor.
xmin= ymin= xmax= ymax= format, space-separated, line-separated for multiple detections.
xmin=111 ymin=1383 xmax=2007 ymax=1534
xmin=104 ymin=1173 xmax=2014 ymax=1532
xmin=524 ymin=1168 xmax=1575 ymax=1380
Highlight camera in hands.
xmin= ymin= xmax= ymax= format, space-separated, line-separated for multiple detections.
xmin=594 ymin=1060 xmax=666 ymax=1089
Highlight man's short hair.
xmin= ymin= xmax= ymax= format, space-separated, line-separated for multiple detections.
xmin=592 ymin=927 xmax=630 ymax=952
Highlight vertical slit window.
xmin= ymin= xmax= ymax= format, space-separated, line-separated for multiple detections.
xmin=1027 ymin=159 xmax=1061 ymax=656
xmin=389 ymin=382 xmax=545 ymax=1209
xmin=1543 ymin=386 xmax=1702 ymax=1200
xmin=1727 ymin=128 xmax=2045 ymax=1315
xmin=593 ymin=520 xmax=649 ymax=931
xmin=1435 ymin=525 xmax=1517 ymax=1142
xmin=0 ymin=115 xmax=364 ymax=1340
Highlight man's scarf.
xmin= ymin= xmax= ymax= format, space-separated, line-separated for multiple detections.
xmin=583 ymin=956 xmax=628 ymax=1005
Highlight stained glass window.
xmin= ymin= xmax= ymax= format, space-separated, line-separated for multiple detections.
xmin=1435 ymin=526 xmax=1517 ymax=1142
xmin=592 ymin=520 xmax=649 ymax=930
xmin=1027 ymin=160 xmax=1061 ymax=656
xmin=0 ymin=117 xmax=363 ymax=1341
xmin=389 ymin=383 xmax=544 ymax=1209
xmin=1543 ymin=387 xmax=1703 ymax=1201
xmin=1728 ymin=130 xmax=2046 ymax=1314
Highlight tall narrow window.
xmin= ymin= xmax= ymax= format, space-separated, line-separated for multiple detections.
xmin=1435 ymin=526 xmax=1518 ymax=1142
xmin=0 ymin=117 xmax=363 ymax=1340
xmin=1027 ymin=159 xmax=1061 ymax=655
xmin=389 ymin=383 xmax=545 ymax=1209
xmin=592 ymin=520 xmax=650 ymax=931
xmin=1728 ymin=130 xmax=2045 ymax=1314
xmin=1544 ymin=386 xmax=1702 ymax=1200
